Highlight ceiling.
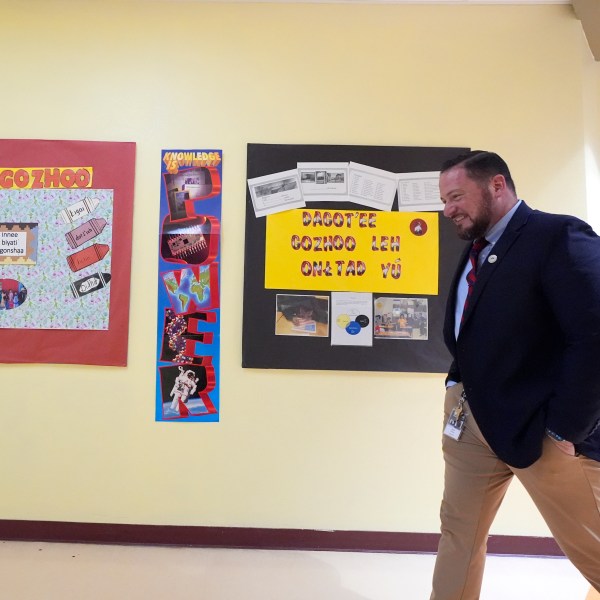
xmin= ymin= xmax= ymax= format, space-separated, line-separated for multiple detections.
xmin=572 ymin=0 xmax=600 ymax=60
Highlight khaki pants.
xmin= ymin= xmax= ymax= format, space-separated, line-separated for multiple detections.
xmin=431 ymin=383 xmax=600 ymax=600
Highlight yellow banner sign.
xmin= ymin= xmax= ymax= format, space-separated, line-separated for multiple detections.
xmin=0 ymin=167 xmax=93 ymax=189
xmin=265 ymin=209 xmax=438 ymax=294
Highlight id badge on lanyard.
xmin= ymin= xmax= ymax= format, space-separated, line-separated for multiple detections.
xmin=444 ymin=391 xmax=467 ymax=440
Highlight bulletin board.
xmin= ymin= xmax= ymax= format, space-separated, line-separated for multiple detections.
xmin=0 ymin=139 xmax=135 ymax=366
xmin=242 ymin=143 xmax=468 ymax=373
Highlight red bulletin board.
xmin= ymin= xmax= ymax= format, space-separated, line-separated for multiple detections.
xmin=0 ymin=139 xmax=136 ymax=366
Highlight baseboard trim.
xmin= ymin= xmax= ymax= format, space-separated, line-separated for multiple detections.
xmin=0 ymin=520 xmax=563 ymax=556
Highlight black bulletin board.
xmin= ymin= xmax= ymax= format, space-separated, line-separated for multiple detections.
xmin=242 ymin=143 xmax=469 ymax=373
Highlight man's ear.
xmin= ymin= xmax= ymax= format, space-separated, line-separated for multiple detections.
xmin=490 ymin=174 xmax=506 ymax=195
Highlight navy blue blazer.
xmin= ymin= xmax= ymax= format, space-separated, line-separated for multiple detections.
xmin=444 ymin=202 xmax=600 ymax=468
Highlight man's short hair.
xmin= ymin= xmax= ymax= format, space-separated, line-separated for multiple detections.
xmin=441 ymin=150 xmax=517 ymax=195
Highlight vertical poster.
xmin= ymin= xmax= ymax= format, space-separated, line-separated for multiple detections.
xmin=0 ymin=139 xmax=135 ymax=366
xmin=155 ymin=149 xmax=222 ymax=422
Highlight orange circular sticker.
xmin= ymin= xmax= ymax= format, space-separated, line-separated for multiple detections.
xmin=410 ymin=219 xmax=427 ymax=236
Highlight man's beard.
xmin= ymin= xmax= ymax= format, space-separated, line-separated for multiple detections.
xmin=456 ymin=187 xmax=493 ymax=241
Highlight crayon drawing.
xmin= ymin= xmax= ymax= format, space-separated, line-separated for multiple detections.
xmin=0 ymin=189 xmax=113 ymax=330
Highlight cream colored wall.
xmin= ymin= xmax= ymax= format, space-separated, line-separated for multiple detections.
xmin=0 ymin=1 xmax=592 ymax=537
xmin=582 ymin=27 xmax=600 ymax=229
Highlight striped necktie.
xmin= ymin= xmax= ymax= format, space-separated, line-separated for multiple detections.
xmin=461 ymin=237 xmax=489 ymax=325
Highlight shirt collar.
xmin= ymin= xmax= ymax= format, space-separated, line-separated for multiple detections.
xmin=484 ymin=199 xmax=522 ymax=245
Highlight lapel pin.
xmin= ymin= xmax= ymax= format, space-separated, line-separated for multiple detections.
xmin=488 ymin=255 xmax=497 ymax=263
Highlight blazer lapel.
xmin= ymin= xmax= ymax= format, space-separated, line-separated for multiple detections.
xmin=459 ymin=202 xmax=532 ymax=331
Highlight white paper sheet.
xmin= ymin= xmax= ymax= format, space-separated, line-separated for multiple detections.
xmin=348 ymin=162 xmax=397 ymax=211
xmin=247 ymin=169 xmax=305 ymax=217
xmin=331 ymin=291 xmax=373 ymax=346
xmin=297 ymin=162 xmax=349 ymax=203
xmin=396 ymin=171 xmax=443 ymax=212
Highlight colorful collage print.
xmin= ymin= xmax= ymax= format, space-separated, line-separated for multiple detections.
xmin=156 ymin=150 xmax=222 ymax=422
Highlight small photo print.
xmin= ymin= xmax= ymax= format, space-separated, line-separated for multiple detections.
xmin=275 ymin=294 xmax=329 ymax=337
xmin=373 ymin=297 xmax=428 ymax=340
xmin=158 ymin=363 xmax=216 ymax=419
xmin=163 ymin=167 xmax=214 ymax=202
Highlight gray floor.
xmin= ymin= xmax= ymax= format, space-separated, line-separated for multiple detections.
xmin=0 ymin=540 xmax=596 ymax=599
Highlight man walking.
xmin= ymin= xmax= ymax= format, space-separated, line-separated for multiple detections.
xmin=432 ymin=150 xmax=600 ymax=599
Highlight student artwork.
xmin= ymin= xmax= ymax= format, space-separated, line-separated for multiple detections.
xmin=59 ymin=197 xmax=100 ymax=225
xmin=67 ymin=243 xmax=110 ymax=272
xmin=70 ymin=272 xmax=111 ymax=299
xmin=0 ymin=139 xmax=135 ymax=366
xmin=156 ymin=150 xmax=222 ymax=422
xmin=65 ymin=218 xmax=108 ymax=249
xmin=0 ymin=189 xmax=113 ymax=330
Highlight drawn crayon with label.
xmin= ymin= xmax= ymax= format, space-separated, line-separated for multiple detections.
xmin=67 ymin=243 xmax=110 ymax=272
xmin=65 ymin=218 xmax=108 ymax=249
xmin=70 ymin=272 xmax=111 ymax=298
xmin=59 ymin=197 xmax=100 ymax=225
